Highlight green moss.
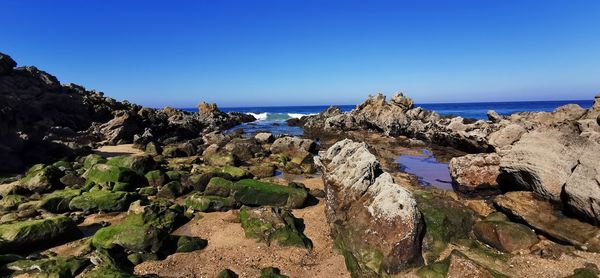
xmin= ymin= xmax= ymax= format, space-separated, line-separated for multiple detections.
xmin=204 ymin=177 xmax=234 ymax=197
xmin=18 ymin=164 xmax=63 ymax=193
xmin=6 ymin=255 xmax=88 ymax=277
xmin=165 ymin=170 xmax=185 ymax=181
xmin=0 ymin=195 xmax=25 ymax=211
xmin=157 ymin=181 xmax=184 ymax=198
xmin=39 ymin=188 xmax=81 ymax=213
xmin=91 ymin=203 xmax=180 ymax=253
xmin=83 ymin=164 xmax=142 ymax=188
xmin=232 ymin=179 xmax=307 ymax=208
xmin=259 ymin=267 xmax=289 ymax=278
xmin=126 ymin=253 xmax=159 ymax=265
xmin=185 ymin=194 xmax=236 ymax=212
xmin=138 ymin=187 xmax=157 ymax=197
xmin=239 ymin=206 xmax=311 ymax=249
xmin=83 ymin=154 xmax=107 ymax=169
xmin=416 ymin=256 xmax=450 ymax=278
xmin=0 ymin=216 xmax=78 ymax=252
xmin=176 ymin=236 xmax=207 ymax=253
xmin=69 ymin=190 xmax=133 ymax=212
xmin=565 ymin=268 xmax=599 ymax=278
xmin=144 ymin=170 xmax=167 ymax=187
xmin=216 ymin=269 xmax=237 ymax=278
xmin=113 ymin=182 xmax=135 ymax=192
xmin=332 ymin=224 xmax=384 ymax=278
xmin=205 ymin=153 xmax=236 ymax=167
xmin=107 ymin=155 xmax=155 ymax=175
xmin=413 ymin=189 xmax=475 ymax=262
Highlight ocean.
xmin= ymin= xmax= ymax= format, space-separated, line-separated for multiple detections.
xmin=182 ymin=100 xmax=593 ymax=136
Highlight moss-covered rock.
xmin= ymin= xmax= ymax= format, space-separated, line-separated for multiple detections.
xmin=165 ymin=170 xmax=186 ymax=181
xmin=564 ymin=268 xmax=599 ymax=278
xmin=83 ymin=164 xmax=145 ymax=189
xmin=91 ymin=201 xmax=182 ymax=254
xmin=126 ymin=252 xmax=159 ymax=265
xmin=107 ymin=155 xmax=156 ymax=175
xmin=232 ymin=179 xmax=307 ymax=208
xmin=83 ymin=154 xmax=108 ymax=169
xmin=239 ymin=206 xmax=312 ymax=249
xmin=195 ymin=166 xmax=251 ymax=181
xmin=0 ymin=195 xmax=25 ymax=211
xmin=18 ymin=164 xmax=63 ymax=193
xmin=216 ymin=269 xmax=238 ymax=278
xmin=69 ymin=191 xmax=134 ymax=212
xmin=185 ymin=194 xmax=237 ymax=212
xmin=52 ymin=160 xmax=73 ymax=171
xmin=176 ymin=236 xmax=208 ymax=253
xmin=59 ymin=173 xmax=86 ymax=187
xmin=138 ymin=186 xmax=158 ymax=197
xmin=145 ymin=170 xmax=167 ymax=187
xmin=5 ymin=255 xmax=89 ymax=277
xmin=205 ymin=153 xmax=237 ymax=167
xmin=248 ymin=163 xmax=276 ymax=178
xmin=0 ymin=216 xmax=80 ymax=253
xmin=473 ymin=212 xmax=539 ymax=253
xmin=259 ymin=267 xmax=289 ymax=278
xmin=157 ymin=181 xmax=184 ymax=199
xmin=204 ymin=177 xmax=235 ymax=197
xmin=39 ymin=188 xmax=82 ymax=213
xmin=414 ymin=189 xmax=476 ymax=262
xmin=81 ymin=249 xmax=138 ymax=278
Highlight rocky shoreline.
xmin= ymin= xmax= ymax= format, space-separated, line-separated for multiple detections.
xmin=1 ymin=52 xmax=600 ymax=278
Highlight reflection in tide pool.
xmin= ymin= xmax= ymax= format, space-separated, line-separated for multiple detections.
xmin=396 ymin=150 xmax=453 ymax=190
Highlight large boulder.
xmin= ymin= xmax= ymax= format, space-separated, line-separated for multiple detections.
xmin=498 ymin=130 xmax=587 ymax=201
xmin=316 ymin=139 xmax=424 ymax=276
xmin=493 ymin=192 xmax=600 ymax=252
xmin=449 ymin=153 xmax=501 ymax=195
xmin=18 ymin=164 xmax=63 ymax=193
xmin=563 ymin=143 xmax=600 ymax=225
xmin=0 ymin=216 xmax=80 ymax=253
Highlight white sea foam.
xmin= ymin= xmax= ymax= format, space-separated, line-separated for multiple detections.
xmin=246 ymin=112 xmax=269 ymax=121
xmin=288 ymin=113 xmax=317 ymax=119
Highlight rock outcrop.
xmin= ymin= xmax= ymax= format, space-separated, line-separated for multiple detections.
xmin=0 ymin=52 xmax=255 ymax=173
xmin=315 ymin=139 xmax=424 ymax=276
xmin=449 ymin=153 xmax=500 ymax=195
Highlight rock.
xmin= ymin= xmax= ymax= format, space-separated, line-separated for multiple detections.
xmin=0 ymin=52 xmax=17 ymax=75
xmin=162 ymin=142 xmax=198 ymax=158
xmin=232 ymin=179 xmax=307 ymax=208
xmin=69 ymin=190 xmax=134 ymax=212
xmin=239 ymin=206 xmax=312 ymax=249
xmin=445 ymin=250 xmax=505 ymax=278
xmin=487 ymin=110 xmax=504 ymax=123
xmin=270 ymin=136 xmax=316 ymax=154
xmin=316 ymin=139 xmax=424 ymax=275
xmin=473 ymin=212 xmax=539 ymax=252
xmin=255 ymin=132 xmax=274 ymax=144
xmin=83 ymin=154 xmax=107 ymax=169
xmin=106 ymin=155 xmax=155 ymax=175
xmin=224 ymin=138 xmax=262 ymax=162
xmin=493 ymin=192 xmax=600 ymax=252
xmin=248 ymin=163 xmax=276 ymax=178
xmin=60 ymin=173 xmax=86 ymax=187
xmin=92 ymin=201 xmax=182 ymax=254
xmin=83 ymin=164 xmax=145 ymax=189
xmin=157 ymin=181 xmax=184 ymax=199
xmin=204 ymin=177 xmax=234 ymax=197
xmin=564 ymin=268 xmax=600 ymax=278
xmin=176 ymin=236 xmax=207 ymax=253
xmin=498 ymin=130 xmax=587 ymax=201
xmin=0 ymin=216 xmax=80 ymax=253
xmin=18 ymin=164 xmax=63 ymax=193
xmin=413 ymin=189 xmax=476 ymax=262
xmin=195 ymin=165 xmax=251 ymax=181
xmin=185 ymin=194 xmax=236 ymax=212
xmin=259 ymin=267 xmax=289 ymax=278
xmin=39 ymin=188 xmax=82 ymax=213
xmin=0 ymin=195 xmax=25 ymax=211
xmin=205 ymin=153 xmax=237 ymax=167
xmin=449 ymin=153 xmax=501 ymax=195
xmin=563 ymin=143 xmax=600 ymax=225
xmin=390 ymin=92 xmax=414 ymax=110
xmin=99 ymin=111 xmax=142 ymax=144
xmin=145 ymin=170 xmax=168 ymax=187
xmin=216 ymin=269 xmax=238 ymax=278
xmin=5 ymin=255 xmax=89 ymax=277
xmin=487 ymin=124 xmax=526 ymax=149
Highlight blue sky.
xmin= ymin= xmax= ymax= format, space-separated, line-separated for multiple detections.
xmin=3 ymin=0 xmax=600 ymax=107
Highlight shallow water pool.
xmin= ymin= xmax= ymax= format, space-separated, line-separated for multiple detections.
xmin=395 ymin=149 xmax=453 ymax=190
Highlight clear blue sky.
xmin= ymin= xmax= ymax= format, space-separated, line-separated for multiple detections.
xmin=3 ymin=0 xmax=600 ymax=107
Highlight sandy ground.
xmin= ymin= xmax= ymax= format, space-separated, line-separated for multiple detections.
xmin=134 ymin=177 xmax=349 ymax=278
xmin=94 ymin=144 xmax=144 ymax=157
